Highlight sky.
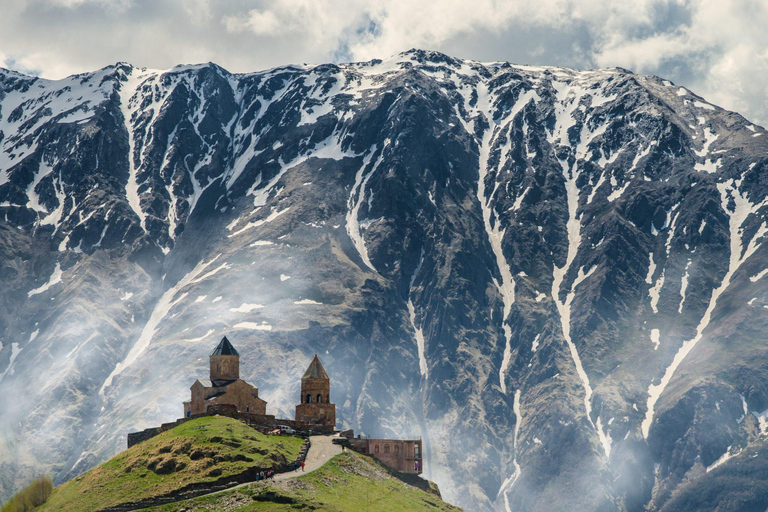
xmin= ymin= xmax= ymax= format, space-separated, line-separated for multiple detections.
xmin=1 ymin=0 xmax=767 ymax=126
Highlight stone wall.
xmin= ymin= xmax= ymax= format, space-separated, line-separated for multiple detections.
xmin=127 ymin=428 xmax=162 ymax=449
xmin=209 ymin=354 xmax=239 ymax=380
xmin=295 ymin=402 xmax=335 ymax=427
xmin=127 ymin=407 xmax=332 ymax=449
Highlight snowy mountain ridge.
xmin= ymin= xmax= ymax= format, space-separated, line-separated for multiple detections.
xmin=1 ymin=49 xmax=767 ymax=512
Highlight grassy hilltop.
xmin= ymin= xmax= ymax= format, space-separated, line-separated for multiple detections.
xmin=5 ymin=415 xmax=462 ymax=512
xmin=144 ymin=450 xmax=463 ymax=512
xmin=37 ymin=416 xmax=304 ymax=512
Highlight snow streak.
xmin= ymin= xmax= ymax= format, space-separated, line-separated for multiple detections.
xmin=407 ymin=250 xmax=429 ymax=380
xmin=547 ymin=79 xmax=613 ymax=457
xmin=642 ymin=180 xmax=767 ymax=438
xmin=470 ymin=82 xmax=538 ymax=395
xmin=498 ymin=389 xmax=523 ymax=512
xmin=27 ymin=262 xmax=63 ymax=297
xmin=346 ymin=148 xmax=381 ymax=271
xmin=118 ymin=68 xmax=154 ymax=232
xmin=100 ymin=256 xmax=230 ymax=396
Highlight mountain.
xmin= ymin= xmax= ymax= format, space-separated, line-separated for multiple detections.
xmin=0 ymin=49 xmax=766 ymax=512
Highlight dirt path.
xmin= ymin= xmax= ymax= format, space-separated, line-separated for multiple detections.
xmin=201 ymin=434 xmax=342 ymax=498
xmin=275 ymin=434 xmax=342 ymax=480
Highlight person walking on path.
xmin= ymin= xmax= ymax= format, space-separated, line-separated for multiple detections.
xmin=301 ymin=461 xmax=306 ymax=472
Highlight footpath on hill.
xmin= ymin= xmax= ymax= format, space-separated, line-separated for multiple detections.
xmin=202 ymin=434 xmax=342 ymax=498
xmin=276 ymin=434 xmax=343 ymax=479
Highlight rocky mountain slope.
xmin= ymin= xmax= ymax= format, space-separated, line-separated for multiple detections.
xmin=0 ymin=49 xmax=766 ymax=512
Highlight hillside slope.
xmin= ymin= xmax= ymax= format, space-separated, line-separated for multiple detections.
xmin=0 ymin=49 xmax=767 ymax=511
xmin=37 ymin=416 xmax=304 ymax=512
xmin=144 ymin=451 xmax=462 ymax=512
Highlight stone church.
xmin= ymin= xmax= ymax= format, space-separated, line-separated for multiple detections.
xmin=183 ymin=337 xmax=335 ymax=428
xmin=183 ymin=336 xmax=268 ymax=417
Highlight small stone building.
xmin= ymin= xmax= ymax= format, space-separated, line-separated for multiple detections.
xmin=183 ymin=337 xmax=267 ymax=417
xmin=294 ymin=354 xmax=336 ymax=428
xmin=347 ymin=436 xmax=424 ymax=474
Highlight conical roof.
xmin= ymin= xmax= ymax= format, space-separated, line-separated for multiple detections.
xmin=302 ymin=354 xmax=329 ymax=380
xmin=210 ymin=336 xmax=239 ymax=356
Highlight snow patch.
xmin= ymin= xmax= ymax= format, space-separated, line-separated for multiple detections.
xmin=531 ymin=334 xmax=541 ymax=353
xmin=707 ymin=446 xmax=738 ymax=472
xmin=183 ymin=329 xmax=215 ymax=343
xmin=678 ymin=260 xmax=692 ymax=313
xmin=646 ymin=253 xmax=656 ymax=284
xmin=607 ymin=180 xmax=631 ymax=202
xmin=230 ymin=303 xmax=264 ymax=312
xmin=234 ymin=322 xmax=272 ymax=331
xmin=0 ymin=343 xmax=21 ymax=382
xmin=28 ymin=262 xmax=63 ymax=297
xmin=407 ymin=251 xmax=428 ymax=380
xmin=650 ymin=329 xmax=660 ymax=350
xmin=595 ymin=416 xmax=612 ymax=458
xmin=228 ymin=207 xmax=290 ymax=237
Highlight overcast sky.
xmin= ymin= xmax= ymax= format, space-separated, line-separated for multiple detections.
xmin=1 ymin=0 xmax=766 ymax=125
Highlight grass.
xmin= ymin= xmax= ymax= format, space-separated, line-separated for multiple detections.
xmin=144 ymin=451 xmax=463 ymax=512
xmin=0 ymin=477 xmax=53 ymax=512
xmin=37 ymin=416 xmax=304 ymax=512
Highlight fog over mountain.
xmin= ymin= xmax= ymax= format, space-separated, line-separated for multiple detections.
xmin=1 ymin=49 xmax=767 ymax=512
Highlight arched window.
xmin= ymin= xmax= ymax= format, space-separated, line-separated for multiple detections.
xmin=317 ymin=394 xmax=323 ymax=403
xmin=246 ymin=407 xmax=250 ymax=412
xmin=395 ymin=445 xmax=399 ymax=454
xmin=384 ymin=444 xmax=390 ymax=453
xmin=375 ymin=444 xmax=380 ymax=454
xmin=306 ymin=394 xmax=312 ymax=403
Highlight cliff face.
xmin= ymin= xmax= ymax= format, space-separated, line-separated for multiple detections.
xmin=0 ymin=50 xmax=767 ymax=512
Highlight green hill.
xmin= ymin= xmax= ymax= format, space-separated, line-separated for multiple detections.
xmin=36 ymin=416 xmax=304 ymax=512
xmin=7 ymin=415 xmax=461 ymax=512
xmin=144 ymin=451 xmax=463 ymax=512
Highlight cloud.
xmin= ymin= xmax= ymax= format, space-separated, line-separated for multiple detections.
xmin=1 ymin=0 xmax=766 ymax=125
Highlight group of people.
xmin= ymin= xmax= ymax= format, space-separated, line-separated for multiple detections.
xmin=256 ymin=470 xmax=275 ymax=481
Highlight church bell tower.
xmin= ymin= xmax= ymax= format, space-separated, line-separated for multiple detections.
xmin=209 ymin=336 xmax=240 ymax=382
xmin=295 ymin=354 xmax=336 ymax=428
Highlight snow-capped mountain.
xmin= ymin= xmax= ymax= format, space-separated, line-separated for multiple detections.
xmin=1 ymin=49 xmax=767 ymax=512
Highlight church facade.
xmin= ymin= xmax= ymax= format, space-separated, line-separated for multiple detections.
xmin=183 ymin=336 xmax=267 ymax=417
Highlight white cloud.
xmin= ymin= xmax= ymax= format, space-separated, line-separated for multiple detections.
xmin=0 ymin=0 xmax=766 ymax=125
xmin=224 ymin=9 xmax=282 ymax=36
